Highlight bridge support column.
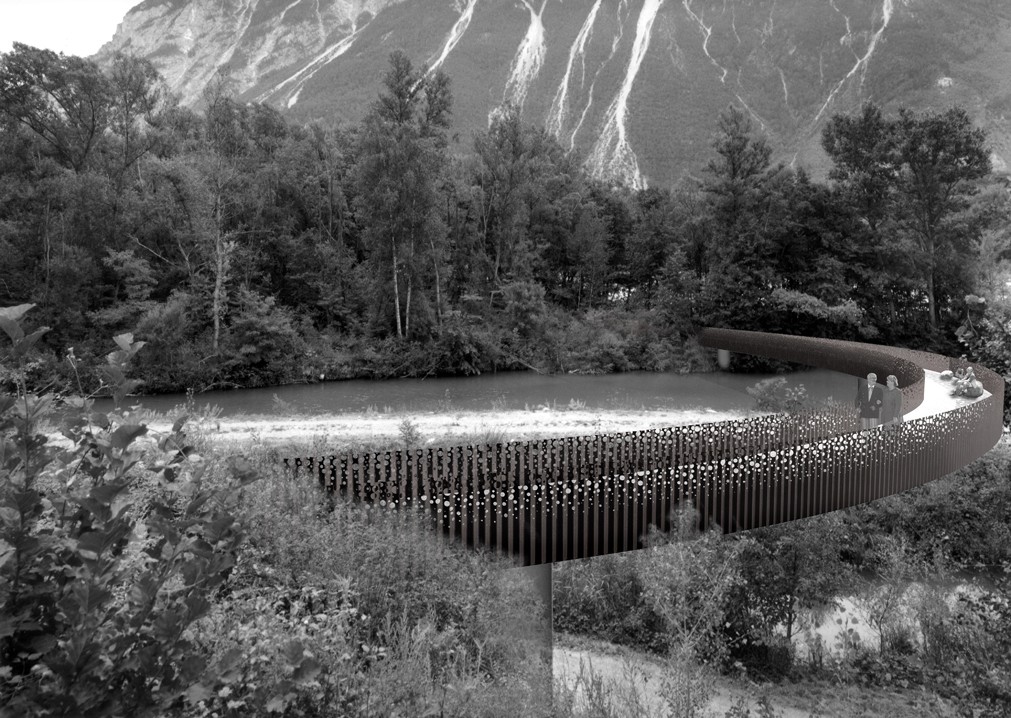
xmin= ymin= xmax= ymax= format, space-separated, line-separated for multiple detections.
xmin=717 ymin=348 xmax=731 ymax=369
xmin=510 ymin=562 xmax=553 ymax=705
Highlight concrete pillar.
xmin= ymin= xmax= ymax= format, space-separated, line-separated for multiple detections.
xmin=509 ymin=562 xmax=553 ymax=707
xmin=512 ymin=562 xmax=552 ymax=651
xmin=717 ymin=348 xmax=731 ymax=369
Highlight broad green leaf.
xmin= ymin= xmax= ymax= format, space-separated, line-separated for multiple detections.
xmin=204 ymin=515 xmax=235 ymax=543
xmin=292 ymin=657 xmax=321 ymax=683
xmin=113 ymin=333 xmax=135 ymax=352
xmin=91 ymin=481 xmax=130 ymax=506
xmin=183 ymin=492 xmax=211 ymax=517
xmin=178 ymin=654 xmax=207 ymax=681
xmin=110 ymin=424 xmax=147 ymax=450
xmin=13 ymin=326 xmax=50 ymax=356
xmin=0 ymin=304 xmax=35 ymax=322
xmin=0 ymin=316 xmax=23 ymax=343
xmin=0 ymin=508 xmax=19 ymax=529
xmin=185 ymin=595 xmax=210 ymax=619
xmin=184 ymin=683 xmax=213 ymax=705
xmin=77 ymin=532 xmax=106 ymax=561
xmin=217 ymin=647 xmax=244 ymax=675
xmin=30 ymin=634 xmax=57 ymax=655
xmin=0 ymin=305 xmax=36 ymax=344
xmin=0 ymin=616 xmax=16 ymax=640
xmin=88 ymin=412 xmax=110 ymax=428
xmin=265 ymin=695 xmax=288 ymax=714
xmin=72 ymin=579 xmax=113 ymax=612
xmin=282 ymin=639 xmax=305 ymax=667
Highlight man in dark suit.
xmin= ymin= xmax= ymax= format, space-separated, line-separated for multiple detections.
xmin=856 ymin=372 xmax=884 ymax=429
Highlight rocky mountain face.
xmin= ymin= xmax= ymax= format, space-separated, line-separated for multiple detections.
xmin=98 ymin=0 xmax=1011 ymax=187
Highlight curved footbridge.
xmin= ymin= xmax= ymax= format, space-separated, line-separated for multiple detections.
xmin=287 ymin=329 xmax=1004 ymax=566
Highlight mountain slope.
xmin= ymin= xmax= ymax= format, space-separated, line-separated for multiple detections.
xmin=97 ymin=0 xmax=1011 ymax=186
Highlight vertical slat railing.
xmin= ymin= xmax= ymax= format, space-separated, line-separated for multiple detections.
xmin=287 ymin=332 xmax=1004 ymax=566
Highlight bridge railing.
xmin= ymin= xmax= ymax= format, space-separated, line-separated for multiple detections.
xmin=287 ymin=330 xmax=1005 ymax=565
xmin=286 ymin=405 xmax=854 ymax=561
xmin=698 ymin=328 xmax=928 ymax=414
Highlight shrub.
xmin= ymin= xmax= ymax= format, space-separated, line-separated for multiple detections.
xmin=0 ymin=304 xmax=262 ymax=715
xmin=553 ymin=554 xmax=665 ymax=653
xmin=746 ymin=377 xmax=808 ymax=413
xmin=919 ymin=574 xmax=1011 ymax=717
xmin=398 ymin=417 xmax=424 ymax=448
xmin=1 ymin=304 xmax=555 ymax=716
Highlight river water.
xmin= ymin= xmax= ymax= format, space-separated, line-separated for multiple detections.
xmin=114 ymin=368 xmax=859 ymax=417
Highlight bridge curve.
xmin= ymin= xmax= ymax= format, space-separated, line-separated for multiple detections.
xmin=288 ymin=331 xmax=1004 ymax=566
xmin=699 ymin=328 xmax=928 ymax=416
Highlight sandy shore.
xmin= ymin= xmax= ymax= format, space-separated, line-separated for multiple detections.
xmin=173 ymin=406 xmax=759 ymax=448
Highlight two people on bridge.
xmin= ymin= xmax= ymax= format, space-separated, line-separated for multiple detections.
xmin=856 ymin=372 xmax=903 ymax=430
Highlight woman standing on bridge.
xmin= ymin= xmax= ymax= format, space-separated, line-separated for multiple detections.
xmin=881 ymin=374 xmax=903 ymax=429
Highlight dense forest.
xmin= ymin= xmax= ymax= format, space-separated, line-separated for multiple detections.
xmin=1 ymin=44 xmax=1010 ymax=406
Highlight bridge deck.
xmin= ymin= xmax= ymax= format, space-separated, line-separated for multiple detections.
xmin=903 ymin=369 xmax=990 ymax=421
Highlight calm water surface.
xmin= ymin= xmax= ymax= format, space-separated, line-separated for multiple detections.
xmin=115 ymin=369 xmax=859 ymax=417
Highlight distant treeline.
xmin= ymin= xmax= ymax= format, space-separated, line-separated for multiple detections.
xmin=1 ymin=44 xmax=1009 ymax=400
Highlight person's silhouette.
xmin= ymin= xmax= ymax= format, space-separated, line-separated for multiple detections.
xmin=856 ymin=372 xmax=884 ymax=430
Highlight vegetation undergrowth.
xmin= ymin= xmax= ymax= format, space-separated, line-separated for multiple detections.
xmin=1 ymin=304 xmax=553 ymax=717
xmin=553 ymin=443 xmax=1011 ymax=717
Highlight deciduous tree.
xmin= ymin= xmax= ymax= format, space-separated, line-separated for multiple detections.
xmin=0 ymin=43 xmax=112 ymax=173
xmin=823 ymin=104 xmax=990 ymax=332
xmin=355 ymin=52 xmax=451 ymax=339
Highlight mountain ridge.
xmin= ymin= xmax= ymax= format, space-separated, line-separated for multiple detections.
xmin=96 ymin=0 xmax=1011 ymax=186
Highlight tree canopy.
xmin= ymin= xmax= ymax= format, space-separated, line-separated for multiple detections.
xmin=1 ymin=46 xmax=1008 ymax=396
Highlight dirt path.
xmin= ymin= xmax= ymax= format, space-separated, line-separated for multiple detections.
xmin=552 ymin=633 xmax=959 ymax=718
xmin=553 ymin=636 xmax=810 ymax=717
